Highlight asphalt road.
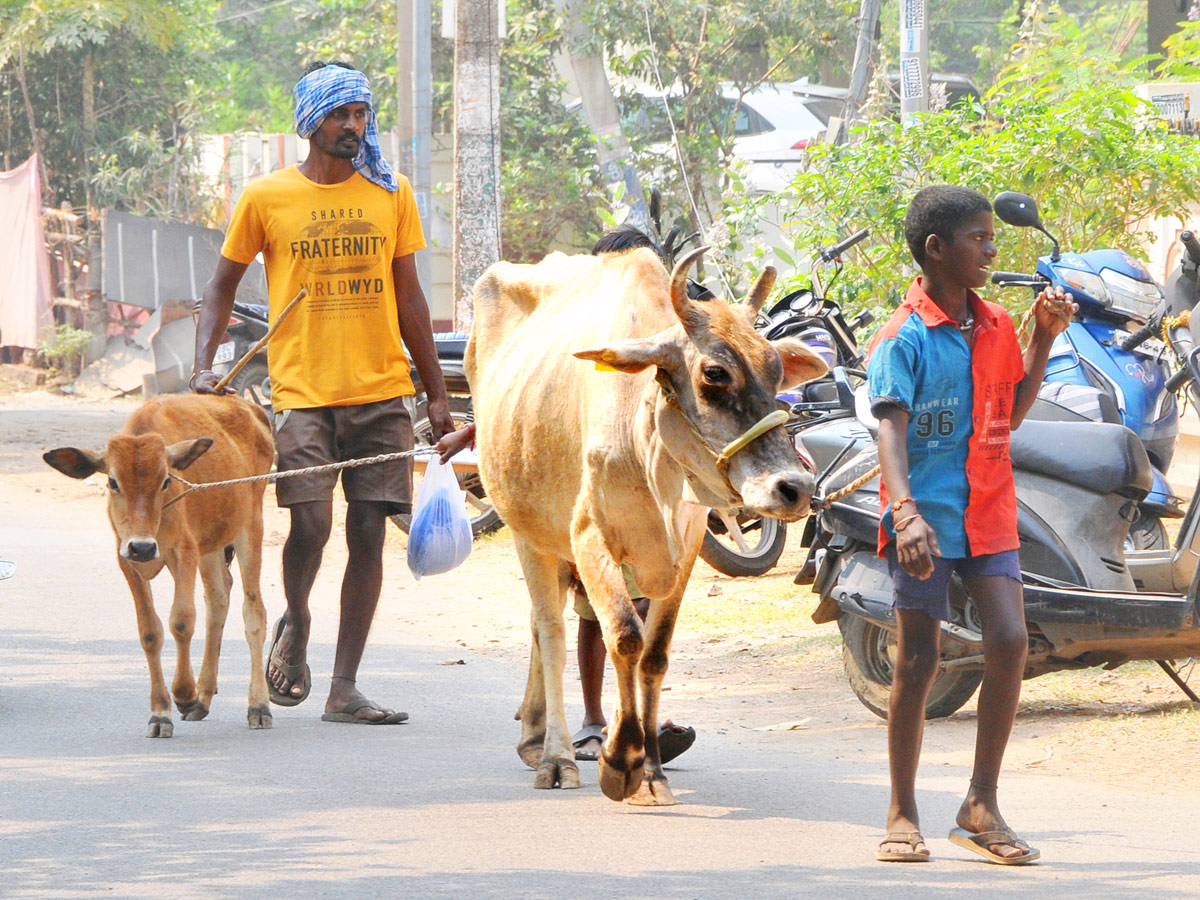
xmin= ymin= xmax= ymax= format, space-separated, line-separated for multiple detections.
xmin=2 ymin=395 xmax=1200 ymax=899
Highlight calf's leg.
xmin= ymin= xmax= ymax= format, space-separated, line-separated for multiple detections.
xmin=234 ymin=508 xmax=272 ymax=729
xmin=119 ymin=561 xmax=172 ymax=737
xmin=189 ymin=550 xmax=232 ymax=721
xmin=513 ymin=537 xmax=577 ymax=790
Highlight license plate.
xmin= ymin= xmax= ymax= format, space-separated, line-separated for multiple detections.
xmin=213 ymin=342 xmax=236 ymax=364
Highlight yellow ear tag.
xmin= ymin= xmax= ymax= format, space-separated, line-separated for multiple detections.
xmin=593 ymin=361 xmax=620 ymax=372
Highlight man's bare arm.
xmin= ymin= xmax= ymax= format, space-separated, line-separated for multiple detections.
xmin=192 ymin=256 xmax=249 ymax=394
xmin=393 ymin=254 xmax=453 ymax=441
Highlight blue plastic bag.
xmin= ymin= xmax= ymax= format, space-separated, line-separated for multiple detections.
xmin=406 ymin=457 xmax=473 ymax=579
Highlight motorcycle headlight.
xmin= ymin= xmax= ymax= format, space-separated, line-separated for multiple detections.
xmin=1058 ymin=269 xmax=1110 ymax=308
xmin=1101 ymin=267 xmax=1162 ymax=321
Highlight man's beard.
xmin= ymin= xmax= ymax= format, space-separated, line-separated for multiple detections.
xmin=314 ymin=131 xmax=360 ymax=159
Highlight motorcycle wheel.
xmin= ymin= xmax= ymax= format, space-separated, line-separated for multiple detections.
xmin=390 ymin=401 xmax=503 ymax=539
xmin=1129 ymin=513 xmax=1168 ymax=551
xmin=699 ymin=510 xmax=787 ymax=577
xmin=838 ymin=614 xmax=983 ymax=720
xmin=231 ymin=359 xmax=272 ymax=414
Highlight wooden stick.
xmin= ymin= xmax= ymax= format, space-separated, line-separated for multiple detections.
xmin=213 ymin=288 xmax=307 ymax=392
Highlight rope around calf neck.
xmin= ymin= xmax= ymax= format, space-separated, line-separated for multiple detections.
xmin=164 ymin=448 xmax=421 ymax=508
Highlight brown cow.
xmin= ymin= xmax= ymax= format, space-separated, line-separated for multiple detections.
xmin=44 ymin=394 xmax=275 ymax=737
xmin=467 ymin=246 xmax=828 ymax=805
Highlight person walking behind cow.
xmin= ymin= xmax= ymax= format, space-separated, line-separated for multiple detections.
xmin=868 ymin=185 xmax=1074 ymax=864
xmin=192 ymin=60 xmax=453 ymax=724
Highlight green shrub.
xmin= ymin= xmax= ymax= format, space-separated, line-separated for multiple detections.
xmin=36 ymin=324 xmax=92 ymax=377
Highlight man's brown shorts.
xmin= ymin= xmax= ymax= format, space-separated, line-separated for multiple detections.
xmin=273 ymin=397 xmax=414 ymax=514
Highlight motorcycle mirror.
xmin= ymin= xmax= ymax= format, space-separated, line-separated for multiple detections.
xmin=993 ymin=191 xmax=1041 ymax=229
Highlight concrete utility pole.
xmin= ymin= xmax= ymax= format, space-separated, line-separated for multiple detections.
xmin=452 ymin=0 xmax=502 ymax=332
xmin=552 ymin=0 xmax=649 ymax=232
xmin=843 ymin=0 xmax=883 ymax=128
xmin=898 ymin=0 xmax=928 ymax=128
xmin=396 ymin=0 xmax=434 ymax=306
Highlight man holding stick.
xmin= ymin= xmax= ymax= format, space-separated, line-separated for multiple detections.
xmin=193 ymin=60 xmax=452 ymax=723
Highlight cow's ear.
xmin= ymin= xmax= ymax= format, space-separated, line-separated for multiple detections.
xmin=43 ymin=447 xmax=106 ymax=479
xmin=773 ymin=337 xmax=829 ymax=390
xmin=167 ymin=438 xmax=214 ymax=471
xmin=574 ymin=337 xmax=679 ymax=374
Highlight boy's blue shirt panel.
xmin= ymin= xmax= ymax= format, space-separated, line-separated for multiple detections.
xmin=869 ymin=306 xmax=974 ymax=557
xmin=867 ymin=278 xmax=1026 ymax=559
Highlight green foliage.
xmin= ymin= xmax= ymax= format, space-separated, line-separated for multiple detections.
xmin=781 ymin=18 xmax=1200 ymax=326
xmin=36 ymin=323 xmax=92 ymax=376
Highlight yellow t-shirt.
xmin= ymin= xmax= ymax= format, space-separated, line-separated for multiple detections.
xmin=221 ymin=166 xmax=427 ymax=410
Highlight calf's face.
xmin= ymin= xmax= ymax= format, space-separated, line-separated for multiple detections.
xmin=575 ymin=249 xmax=828 ymax=519
xmin=44 ymin=435 xmax=213 ymax=562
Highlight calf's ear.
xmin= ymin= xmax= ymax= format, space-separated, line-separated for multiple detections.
xmin=43 ymin=447 xmax=106 ymax=479
xmin=773 ymin=337 xmax=829 ymax=390
xmin=574 ymin=336 xmax=681 ymax=374
xmin=167 ymin=438 xmax=214 ymax=471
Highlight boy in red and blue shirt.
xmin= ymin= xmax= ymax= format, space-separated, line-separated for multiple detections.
xmin=868 ymin=186 xmax=1074 ymax=865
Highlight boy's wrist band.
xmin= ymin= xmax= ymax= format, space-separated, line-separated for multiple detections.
xmin=890 ymin=496 xmax=915 ymax=514
xmin=894 ymin=513 xmax=922 ymax=532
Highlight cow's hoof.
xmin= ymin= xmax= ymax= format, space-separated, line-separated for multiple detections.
xmin=517 ymin=734 xmax=545 ymax=770
xmin=533 ymin=757 xmax=580 ymax=790
xmin=626 ymin=773 xmax=677 ymax=807
xmin=598 ymin=753 xmax=644 ymax=801
xmin=146 ymin=716 xmax=173 ymax=738
xmin=181 ymin=702 xmax=209 ymax=722
xmin=247 ymin=705 xmax=273 ymax=729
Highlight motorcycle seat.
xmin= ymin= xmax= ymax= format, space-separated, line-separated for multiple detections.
xmin=1010 ymin=419 xmax=1152 ymax=500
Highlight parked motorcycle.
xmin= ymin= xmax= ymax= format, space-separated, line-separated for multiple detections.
xmin=801 ymin=229 xmax=1200 ymax=719
xmin=699 ymin=228 xmax=874 ymax=576
xmin=990 ymin=190 xmax=1199 ymax=549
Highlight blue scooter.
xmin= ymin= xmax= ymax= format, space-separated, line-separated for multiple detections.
xmin=991 ymin=191 xmax=1198 ymax=549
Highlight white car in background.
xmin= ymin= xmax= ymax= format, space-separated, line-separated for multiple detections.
xmin=617 ymin=83 xmax=843 ymax=194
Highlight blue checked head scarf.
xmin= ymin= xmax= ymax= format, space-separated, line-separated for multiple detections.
xmin=293 ymin=64 xmax=398 ymax=192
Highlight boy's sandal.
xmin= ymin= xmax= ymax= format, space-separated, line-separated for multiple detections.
xmin=876 ymin=831 xmax=931 ymax=862
xmin=948 ymin=826 xmax=1040 ymax=865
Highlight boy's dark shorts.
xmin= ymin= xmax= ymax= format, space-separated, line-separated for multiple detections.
xmin=885 ymin=545 xmax=1021 ymax=622
xmin=273 ymin=397 xmax=414 ymax=514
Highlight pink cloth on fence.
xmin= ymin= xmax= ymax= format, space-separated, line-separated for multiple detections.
xmin=0 ymin=155 xmax=53 ymax=350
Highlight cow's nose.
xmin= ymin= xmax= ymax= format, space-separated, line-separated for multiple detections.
xmin=770 ymin=471 xmax=813 ymax=510
xmin=125 ymin=540 xmax=159 ymax=562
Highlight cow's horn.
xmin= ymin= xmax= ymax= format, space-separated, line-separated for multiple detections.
xmin=669 ymin=245 xmax=710 ymax=320
xmin=744 ymin=266 xmax=777 ymax=316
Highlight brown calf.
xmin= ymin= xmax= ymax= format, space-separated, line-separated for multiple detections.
xmin=44 ymin=394 xmax=275 ymax=737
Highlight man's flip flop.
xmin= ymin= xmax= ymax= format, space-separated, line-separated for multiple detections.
xmin=266 ymin=616 xmax=311 ymax=708
xmin=948 ymin=826 xmax=1040 ymax=865
xmin=876 ymin=831 xmax=931 ymax=863
xmin=321 ymin=698 xmax=409 ymax=724
xmin=571 ymin=723 xmax=605 ymax=761
xmin=658 ymin=724 xmax=696 ymax=764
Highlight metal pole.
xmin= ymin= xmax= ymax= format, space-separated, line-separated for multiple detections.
xmin=843 ymin=0 xmax=883 ymax=125
xmin=452 ymin=0 xmax=502 ymax=332
xmin=414 ymin=0 xmax=433 ymax=307
xmin=396 ymin=0 xmax=416 ymax=179
xmin=898 ymin=0 xmax=928 ymax=129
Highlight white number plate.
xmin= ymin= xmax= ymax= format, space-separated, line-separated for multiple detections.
xmin=213 ymin=342 xmax=236 ymax=364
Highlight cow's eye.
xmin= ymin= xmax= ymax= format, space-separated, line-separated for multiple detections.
xmin=702 ymin=364 xmax=731 ymax=384
xmin=161 ymin=477 xmax=171 ymax=491
xmin=108 ymin=477 xmax=120 ymax=492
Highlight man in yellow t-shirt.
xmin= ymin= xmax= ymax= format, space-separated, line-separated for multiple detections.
xmin=192 ymin=61 xmax=453 ymax=725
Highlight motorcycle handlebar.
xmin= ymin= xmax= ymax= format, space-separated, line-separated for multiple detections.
xmin=820 ymin=228 xmax=870 ymax=262
xmin=1118 ymin=318 xmax=1160 ymax=353
xmin=1165 ymin=365 xmax=1192 ymax=393
xmin=990 ymin=270 xmax=1041 ymax=285
xmin=1182 ymin=230 xmax=1200 ymax=267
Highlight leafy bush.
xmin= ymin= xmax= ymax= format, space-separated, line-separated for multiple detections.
xmin=779 ymin=26 xmax=1200 ymax=331
xmin=36 ymin=324 xmax=92 ymax=376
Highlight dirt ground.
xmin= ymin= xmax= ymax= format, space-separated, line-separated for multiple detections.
xmin=4 ymin=371 xmax=1199 ymax=799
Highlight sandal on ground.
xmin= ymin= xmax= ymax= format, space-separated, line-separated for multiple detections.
xmin=876 ymin=831 xmax=931 ymax=863
xmin=266 ymin=616 xmax=311 ymax=708
xmin=320 ymin=698 xmax=409 ymax=724
xmin=571 ymin=723 xmax=605 ymax=761
xmin=948 ymin=826 xmax=1040 ymax=865
xmin=658 ymin=724 xmax=696 ymax=765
